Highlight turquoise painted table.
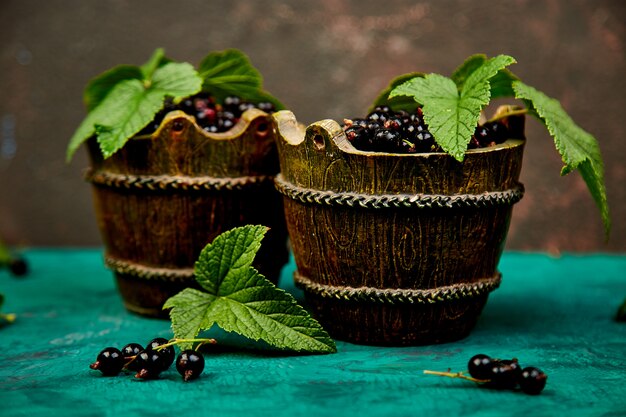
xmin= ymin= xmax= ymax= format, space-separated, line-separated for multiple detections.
xmin=1 ymin=250 xmax=625 ymax=417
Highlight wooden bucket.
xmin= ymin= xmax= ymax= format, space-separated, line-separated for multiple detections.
xmin=273 ymin=111 xmax=525 ymax=345
xmin=87 ymin=109 xmax=288 ymax=317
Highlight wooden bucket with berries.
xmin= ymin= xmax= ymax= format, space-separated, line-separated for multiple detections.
xmin=273 ymin=110 xmax=525 ymax=345
xmin=86 ymin=107 xmax=288 ymax=317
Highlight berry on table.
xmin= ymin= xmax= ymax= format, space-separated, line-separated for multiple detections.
xmin=9 ymin=258 xmax=28 ymax=276
xmin=121 ymin=343 xmax=143 ymax=371
xmin=176 ymin=350 xmax=206 ymax=381
xmin=519 ymin=367 xmax=548 ymax=395
xmin=90 ymin=347 xmax=125 ymax=376
xmin=134 ymin=350 xmax=168 ymax=380
xmin=425 ymin=353 xmax=547 ymax=396
xmin=146 ymin=337 xmax=175 ymax=371
xmin=488 ymin=359 xmax=522 ymax=390
xmin=467 ymin=353 xmax=493 ymax=381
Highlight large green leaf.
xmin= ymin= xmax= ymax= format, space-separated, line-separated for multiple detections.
xmin=452 ymin=53 xmax=518 ymax=99
xmin=389 ymin=55 xmax=516 ymax=161
xmin=164 ymin=226 xmax=337 ymax=354
xmin=83 ymin=65 xmax=143 ymax=112
xmin=198 ymin=49 xmax=285 ymax=109
xmin=195 ymin=225 xmax=267 ymax=295
xmin=68 ymin=61 xmax=202 ymax=160
xmin=513 ymin=81 xmax=610 ymax=237
xmin=67 ymin=79 xmax=142 ymax=161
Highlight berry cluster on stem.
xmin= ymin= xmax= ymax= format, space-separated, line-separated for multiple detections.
xmin=424 ymin=353 xmax=548 ymax=395
xmin=89 ymin=337 xmax=214 ymax=381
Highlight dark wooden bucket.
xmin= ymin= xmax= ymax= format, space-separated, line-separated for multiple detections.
xmin=273 ymin=111 xmax=525 ymax=345
xmin=87 ymin=109 xmax=288 ymax=317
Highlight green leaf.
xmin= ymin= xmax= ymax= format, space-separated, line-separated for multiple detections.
xmin=198 ymin=49 xmax=285 ymax=109
xmin=140 ymin=48 xmax=171 ymax=79
xmin=451 ymin=54 xmax=487 ymax=90
xmin=163 ymin=288 xmax=217 ymax=345
xmin=513 ymin=81 xmax=610 ymax=237
xmin=95 ymin=62 xmax=201 ymax=158
xmin=83 ymin=65 xmax=143 ymax=112
xmin=452 ymin=53 xmax=518 ymax=99
xmin=67 ymin=79 xmax=141 ymax=161
xmin=370 ymin=72 xmax=425 ymax=113
xmin=390 ymin=54 xmax=516 ymax=161
xmin=165 ymin=225 xmax=337 ymax=354
xmin=68 ymin=61 xmax=202 ymax=161
xmin=195 ymin=224 xmax=268 ymax=294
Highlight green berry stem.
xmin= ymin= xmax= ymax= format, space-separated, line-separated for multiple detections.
xmin=423 ymin=369 xmax=490 ymax=384
xmin=155 ymin=338 xmax=217 ymax=350
xmin=0 ymin=312 xmax=16 ymax=326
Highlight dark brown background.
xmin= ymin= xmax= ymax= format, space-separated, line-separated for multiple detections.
xmin=0 ymin=0 xmax=624 ymax=252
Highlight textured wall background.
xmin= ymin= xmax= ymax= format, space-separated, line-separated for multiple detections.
xmin=0 ymin=0 xmax=624 ymax=252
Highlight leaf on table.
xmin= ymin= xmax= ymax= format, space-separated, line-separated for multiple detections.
xmin=513 ymin=81 xmax=610 ymax=237
xmin=164 ymin=225 xmax=337 ymax=354
xmin=198 ymin=49 xmax=285 ymax=109
xmin=389 ymin=54 xmax=516 ymax=161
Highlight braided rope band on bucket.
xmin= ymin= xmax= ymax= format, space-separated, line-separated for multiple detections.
xmin=294 ymin=271 xmax=502 ymax=305
xmin=104 ymin=255 xmax=194 ymax=282
xmin=86 ymin=169 xmax=275 ymax=192
xmin=275 ymin=174 xmax=524 ymax=209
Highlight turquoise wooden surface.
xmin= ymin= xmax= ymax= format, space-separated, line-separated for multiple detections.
xmin=1 ymin=250 xmax=625 ymax=417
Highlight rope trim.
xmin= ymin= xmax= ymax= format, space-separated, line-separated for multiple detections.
xmin=104 ymin=255 xmax=194 ymax=282
xmin=294 ymin=271 xmax=501 ymax=305
xmin=275 ymin=174 xmax=524 ymax=209
xmin=86 ymin=169 xmax=274 ymax=192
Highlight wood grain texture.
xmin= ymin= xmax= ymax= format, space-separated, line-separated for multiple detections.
xmin=273 ymin=110 xmax=525 ymax=345
xmin=88 ymin=109 xmax=288 ymax=317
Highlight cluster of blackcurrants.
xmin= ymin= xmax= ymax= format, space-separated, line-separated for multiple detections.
xmin=342 ymin=105 xmax=510 ymax=154
xmin=467 ymin=353 xmax=547 ymax=395
xmin=89 ymin=338 xmax=205 ymax=382
xmin=138 ymin=93 xmax=276 ymax=136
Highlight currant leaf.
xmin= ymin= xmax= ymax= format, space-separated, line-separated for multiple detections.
xmin=513 ymin=81 xmax=610 ymax=238
xmin=164 ymin=226 xmax=337 ymax=354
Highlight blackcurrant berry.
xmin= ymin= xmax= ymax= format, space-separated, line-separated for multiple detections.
xmin=257 ymin=102 xmax=275 ymax=113
xmin=373 ymin=129 xmax=403 ymax=153
xmin=9 ymin=258 xmax=28 ymax=276
xmin=519 ymin=367 xmax=547 ymax=395
xmin=367 ymin=110 xmax=389 ymax=124
xmin=223 ymin=96 xmax=241 ymax=110
xmin=176 ymin=350 xmax=205 ymax=382
xmin=468 ymin=354 xmax=493 ymax=380
xmin=134 ymin=350 xmax=167 ymax=380
xmin=121 ymin=343 xmax=143 ymax=371
xmin=488 ymin=121 xmax=509 ymax=144
xmin=146 ymin=338 xmax=175 ymax=371
xmin=90 ymin=347 xmax=124 ymax=376
xmin=384 ymin=117 xmax=404 ymax=131
xmin=373 ymin=105 xmax=391 ymax=113
xmin=488 ymin=359 xmax=522 ymax=390
xmin=238 ymin=102 xmax=255 ymax=115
